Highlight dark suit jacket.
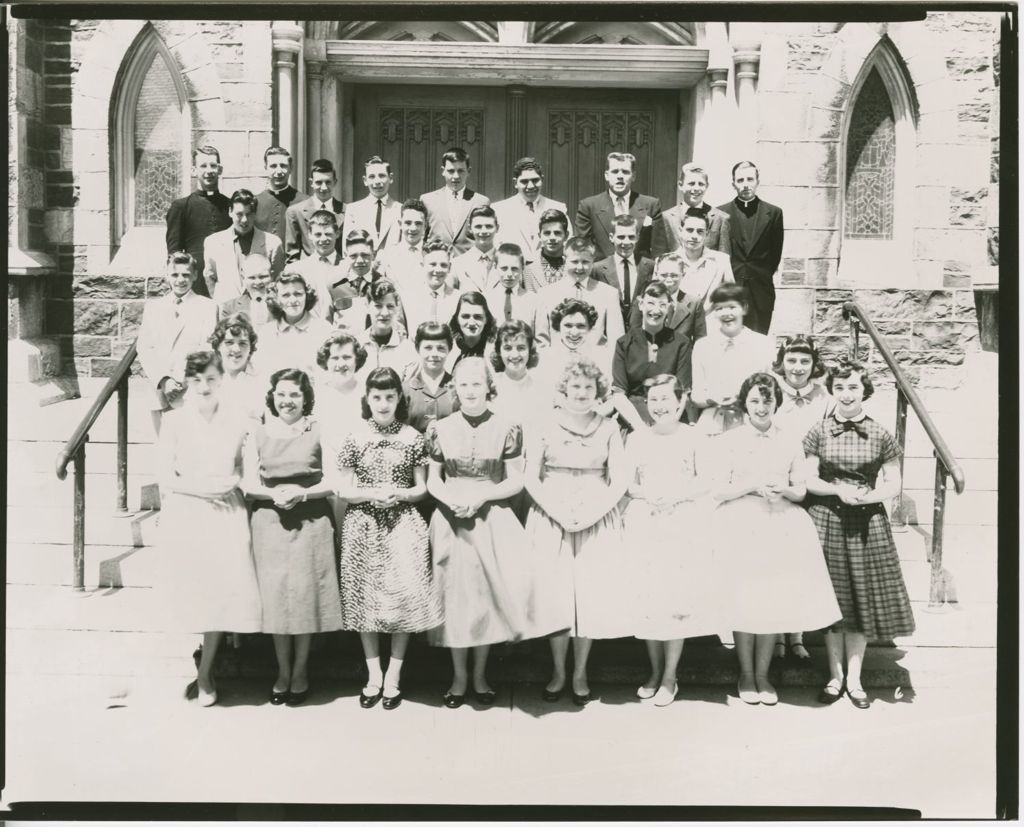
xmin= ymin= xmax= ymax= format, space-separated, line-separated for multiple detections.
xmin=256 ymin=185 xmax=305 ymax=246
xmin=591 ymin=255 xmax=654 ymax=326
xmin=716 ymin=197 xmax=784 ymax=333
xmin=652 ymin=205 xmax=732 ymax=256
xmin=576 ymin=190 xmax=662 ymax=260
xmin=612 ymin=326 xmax=694 ymax=411
xmin=284 ymin=196 xmax=346 ymax=261
xmin=165 ymin=190 xmax=232 ymax=297
xmin=627 ymin=289 xmax=705 ymax=337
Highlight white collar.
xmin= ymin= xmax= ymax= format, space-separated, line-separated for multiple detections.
xmin=834 ymin=410 xmax=867 ymax=423
xmin=610 ymin=189 xmax=632 ymax=203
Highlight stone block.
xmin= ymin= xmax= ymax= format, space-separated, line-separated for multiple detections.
xmin=914 ymin=228 xmax=988 ymax=264
xmin=915 ymin=80 xmax=958 ymax=116
xmin=916 ymin=109 xmax=959 ymax=144
xmin=990 ymin=136 xmax=999 ymax=184
xmin=71 ymin=209 xmax=111 ymax=246
xmin=764 ymin=186 xmax=808 ymax=227
xmin=215 ymin=61 xmax=246 ymax=82
xmin=813 ymin=300 xmax=848 ymax=335
xmin=225 ymin=100 xmax=272 ymax=127
xmin=65 ymin=334 xmax=111 ymax=358
xmin=209 ymin=42 xmax=245 ymax=65
xmin=804 ymin=186 xmax=839 ymax=228
xmin=917 ymin=142 xmax=990 ymax=187
xmin=806 ymin=258 xmax=837 ymax=286
xmin=72 ymin=299 xmax=117 ymax=336
xmin=783 ymin=141 xmax=838 ymax=186
xmin=948 ymin=188 xmax=987 ymax=227
xmin=191 ymin=97 xmax=227 ymax=131
xmin=73 ymin=274 xmax=146 ymax=299
xmin=119 ymin=300 xmax=146 ymax=338
xmin=913 ymin=186 xmax=951 ymax=229
xmin=195 ymin=131 xmax=250 ymax=173
xmin=758 ymin=91 xmax=810 ymax=141
xmin=913 ymin=260 xmax=943 ymax=289
xmin=66 ymin=127 xmax=107 ymax=173
xmin=146 ymin=277 xmax=171 ymax=297
xmin=925 ymin=12 xmax=997 ymax=34
xmin=74 ymin=170 xmax=112 ymax=211
xmin=986 ymin=227 xmax=998 ymax=266
xmin=783 ymin=228 xmax=839 ymax=259
xmin=181 ymin=64 xmax=222 ymax=107
xmin=809 ymin=73 xmax=852 ymax=110
xmin=780 ymin=271 xmax=806 ymax=286
xmin=241 ymin=24 xmax=274 ymax=79
xmin=786 ymin=36 xmax=830 ymax=74
xmin=942 ymin=260 xmax=972 ymax=289
xmin=953 ymin=290 xmax=978 ymax=319
xmin=806 ymin=106 xmax=843 ymax=141
xmin=44 ymin=209 xmax=74 ymax=244
xmin=911 ymin=321 xmax=979 ymax=350
xmin=855 ymin=289 xmax=955 ymax=320
xmin=754 ymin=143 xmax=786 ymax=184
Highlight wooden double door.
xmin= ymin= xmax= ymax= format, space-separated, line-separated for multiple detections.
xmin=351 ymin=84 xmax=683 ymax=214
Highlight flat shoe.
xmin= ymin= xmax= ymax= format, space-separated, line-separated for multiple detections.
xmin=571 ymin=690 xmax=591 ymax=707
xmin=737 ymin=681 xmax=760 ymax=705
xmin=636 ymin=685 xmax=658 ymax=700
xmin=285 ymin=688 xmax=308 ymax=707
xmin=817 ymin=681 xmax=845 ymax=705
xmin=443 ymin=691 xmax=465 ymax=709
xmin=359 ymin=687 xmax=383 ymax=709
xmin=197 ymin=685 xmax=217 ymax=708
xmin=847 ymin=688 xmax=870 ymax=709
xmin=269 ymin=689 xmax=289 ymax=706
xmin=475 ymin=689 xmax=497 ymax=706
xmin=541 ymin=686 xmax=563 ymax=703
xmin=382 ymin=692 xmax=402 ymax=710
xmin=757 ymin=685 xmax=778 ymax=706
xmin=184 ymin=680 xmax=199 ymax=701
xmin=653 ymin=685 xmax=677 ymax=707
xmin=789 ymin=642 xmax=811 ymax=661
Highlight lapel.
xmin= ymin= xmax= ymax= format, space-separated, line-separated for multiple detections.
xmin=596 ymin=192 xmax=616 ymax=240
xmin=595 ymin=259 xmax=620 ymax=292
xmin=748 ymin=200 xmax=772 ymax=252
xmin=451 ymin=189 xmax=477 ymax=238
xmin=667 ymin=296 xmax=694 ymax=333
xmin=250 ymin=230 xmax=268 ymax=260
xmin=166 ymin=294 xmax=188 ymax=346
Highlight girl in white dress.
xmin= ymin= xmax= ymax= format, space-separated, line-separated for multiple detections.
xmin=209 ymin=313 xmax=263 ymax=422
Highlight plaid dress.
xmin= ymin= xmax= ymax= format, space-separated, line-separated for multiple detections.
xmin=803 ymin=416 xmax=916 ymax=639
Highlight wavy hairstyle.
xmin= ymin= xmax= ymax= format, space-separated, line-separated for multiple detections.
xmin=316 ymin=331 xmax=368 ymax=372
xmin=772 ymin=334 xmax=827 ymax=380
xmin=556 ymin=355 xmax=610 ymax=401
xmin=265 ymin=368 xmax=315 ymax=417
xmin=550 ymin=297 xmax=598 ymax=332
xmin=360 ymin=366 xmax=409 ymax=422
xmin=183 ymin=349 xmax=223 ymax=379
xmin=738 ymin=372 xmax=783 ymax=413
xmin=826 ymin=358 xmax=875 ymax=401
xmin=490 ymin=320 xmax=540 ymax=372
xmin=209 ymin=312 xmax=258 ymax=356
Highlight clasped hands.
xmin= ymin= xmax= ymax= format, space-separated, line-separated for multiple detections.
xmin=271 ymin=484 xmax=307 ymax=510
xmin=833 ymin=481 xmax=872 ymax=505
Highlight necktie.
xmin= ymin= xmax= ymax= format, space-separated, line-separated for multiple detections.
xmin=616 ymin=196 xmax=626 ymax=216
xmin=375 ymin=199 xmax=383 ymax=234
xmin=504 ymin=287 xmax=513 ymax=323
xmin=174 ymin=296 xmax=183 ymax=318
xmin=431 ymin=291 xmax=439 ymax=321
xmin=574 ymin=281 xmax=585 ymax=299
xmin=320 ymin=256 xmax=330 ymax=264
xmin=724 ymin=338 xmax=736 ymax=351
xmin=622 ymin=257 xmax=631 ymax=306
xmin=527 ymin=201 xmax=535 ymax=213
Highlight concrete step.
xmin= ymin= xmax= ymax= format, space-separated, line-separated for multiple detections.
xmin=7 ymin=505 xmax=160 ymax=547
xmin=10 ymin=438 xmax=158 ymax=477
xmin=12 ymin=471 xmax=160 ymax=511
xmin=6 ymin=543 xmax=161 ymax=589
xmin=8 ymin=379 xmax=158 ymax=443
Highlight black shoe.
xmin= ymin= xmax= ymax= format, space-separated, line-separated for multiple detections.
xmin=360 ymin=687 xmax=383 ymax=709
xmin=443 ymin=692 xmax=465 ymax=709
xmin=184 ymin=680 xmax=199 ymax=701
xmin=847 ymin=688 xmax=870 ymax=709
xmin=269 ymin=688 xmax=289 ymax=706
xmin=541 ymin=686 xmax=563 ymax=703
xmin=817 ymin=681 xmax=845 ymax=705
xmin=285 ymin=688 xmax=309 ymax=707
xmin=475 ymin=689 xmax=497 ymax=706
xmin=571 ymin=690 xmax=591 ymax=707
xmin=382 ymin=692 xmax=403 ymax=710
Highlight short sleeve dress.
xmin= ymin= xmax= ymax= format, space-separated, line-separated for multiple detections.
xmin=426 ymin=410 xmax=571 ymax=647
xmin=773 ymin=380 xmax=833 ymax=444
xmin=337 ymin=419 xmax=442 ymax=633
xmin=803 ymin=415 xmax=915 ymax=639
xmin=523 ymin=414 xmax=629 ymax=639
xmin=250 ymin=418 xmax=344 ymax=634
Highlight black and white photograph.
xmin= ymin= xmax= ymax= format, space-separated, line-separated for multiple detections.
xmin=4 ymin=2 xmax=1016 ymax=818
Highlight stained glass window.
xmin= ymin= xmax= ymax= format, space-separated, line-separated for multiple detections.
xmin=844 ymin=68 xmax=895 ymax=240
xmin=132 ymin=51 xmax=182 ymax=226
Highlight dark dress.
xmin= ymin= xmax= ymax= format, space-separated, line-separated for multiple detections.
xmin=250 ymin=419 xmax=344 ymax=634
xmin=803 ymin=415 xmax=916 ymax=639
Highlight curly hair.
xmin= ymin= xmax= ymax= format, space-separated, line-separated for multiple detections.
xmin=826 ymin=359 xmax=875 ymax=401
xmin=453 ymin=356 xmax=498 ymax=401
xmin=316 ymin=331 xmax=368 ymax=372
xmin=449 ymin=291 xmax=496 ymax=352
xmin=772 ymin=334 xmax=827 ymax=380
xmin=556 ymin=355 xmax=610 ymax=401
xmin=183 ymin=350 xmax=223 ymax=379
xmin=360 ymin=366 xmax=409 ymax=422
xmin=266 ymin=368 xmax=315 ymax=417
xmin=267 ymin=271 xmax=318 ymax=321
xmin=550 ymin=297 xmax=598 ymax=332
xmin=209 ymin=312 xmax=258 ymax=356
xmin=738 ymin=372 xmax=783 ymax=414
xmin=491 ymin=320 xmax=540 ymax=372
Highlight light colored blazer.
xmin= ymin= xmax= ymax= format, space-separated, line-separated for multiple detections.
xmin=285 ymin=196 xmax=345 ymax=261
xmin=492 ymin=194 xmax=570 ymax=263
xmin=652 ymin=204 xmax=732 ymax=256
xmin=420 ymin=187 xmax=490 ymax=254
xmin=343 ymin=194 xmax=402 ymax=252
xmin=203 ymin=227 xmax=285 ymax=304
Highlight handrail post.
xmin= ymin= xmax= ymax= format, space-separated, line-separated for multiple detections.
xmin=73 ymin=442 xmax=87 ymax=591
xmin=116 ymin=373 xmax=129 ymax=513
xmin=928 ymin=455 xmax=952 ymax=608
xmin=891 ymin=390 xmax=909 ymax=530
xmin=848 ymin=315 xmax=860 ymax=360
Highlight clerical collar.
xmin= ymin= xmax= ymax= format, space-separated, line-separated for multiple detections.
xmin=198 ymin=188 xmax=220 ymax=198
xmin=270 ymin=185 xmax=293 ymax=196
xmin=738 ymin=196 xmax=759 ymax=209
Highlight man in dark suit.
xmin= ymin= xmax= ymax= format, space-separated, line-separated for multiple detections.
xmin=591 ymin=214 xmax=654 ymax=327
xmin=285 ymin=158 xmax=345 ymax=261
xmin=576 ymin=151 xmax=662 ymax=260
xmin=255 ymin=145 xmax=305 ymax=246
xmin=717 ymin=161 xmax=784 ymax=335
xmin=653 ymin=162 xmax=732 ymax=256
xmin=165 ymin=145 xmax=231 ymax=297
xmin=420 ymin=147 xmax=490 ymax=254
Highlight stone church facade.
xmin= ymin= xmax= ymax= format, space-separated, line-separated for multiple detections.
xmin=8 ymin=14 xmax=1002 ymax=394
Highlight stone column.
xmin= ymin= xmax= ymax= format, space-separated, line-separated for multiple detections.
xmin=305 ymin=52 xmax=324 ymax=163
xmin=322 ymin=73 xmax=341 ymax=178
xmin=732 ymin=46 xmax=762 ymax=119
xmin=505 ymin=85 xmax=528 ymax=173
xmin=272 ymin=23 xmax=303 ymax=155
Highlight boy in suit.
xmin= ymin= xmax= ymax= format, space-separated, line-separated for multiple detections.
xmin=576 ymin=151 xmax=662 ymax=260
xmin=374 ymin=197 xmax=429 ymax=295
xmin=285 ymin=158 xmax=345 ymax=261
xmin=485 ymin=243 xmax=538 ymax=329
xmin=653 ymin=163 xmax=732 ymax=256
xmin=204 ymin=189 xmax=285 ymax=303
xmin=291 ymin=210 xmax=348 ymax=321
xmin=165 ymin=145 xmax=231 ymax=297
xmin=673 ymin=209 xmax=736 ymax=313
xmin=399 ymin=239 xmax=461 ymax=337
xmin=631 ymin=252 xmax=707 ymax=342
xmin=448 ymin=205 xmax=500 ymax=293
xmin=591 ymin=214 xmax=654 ymax=327
xmin=420 ymin=147 xmax=490 ymax=254
xmin=220 ymin=253 xmax=274 ymax=326
xmin=137 ymin=251 xmax=219 ymax=434
xmin=492 ymin=157 xmax=569 ymax=264
xmin=255 ymin=146 xmax=305 ymax=245
xmin=522 ymin=208 xmax=571 ymax=293
xmin=343 ymin=155 xmax=402 ymax=253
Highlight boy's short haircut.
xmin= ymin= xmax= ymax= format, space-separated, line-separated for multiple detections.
xmin=309 ymin=209 xmax=339 ymax=229
xmin=264 ymin=145 xmax=291 ymax=164
xmin=468 ymin=204 xmax=497 ymax=224
xmin=512 ymin=157 xmax=543 ymax=179
xmin=364 ymin=154 xmax=392 ymax=174
xmin=310 ymin=158 xmax=336 ymax=178
xmin=230 ymin=189 xmax=258 ymax=211
xmin=708 ymin=282 xmax=749 ymax=308
xmin=242 ymin=253 xmax=272 ymax=278
xmin=441 ymin=147 xmax=470 ymax=167
xmin=496 ymin=242 xmax=525 ymax=266
xmin=191 ymin=145 xmax=221 ymax=164
xmin=679 ymin=163 xmax=709 ymax=184
xmin=606 ymin=151 xmax=637 ymax=170
xmin=345 ymin=229 xmax=375 ymax=250
xmin=611 ymin=214 xmax=640 ymax=230
xmin=538 ymin=208 xmax=569 ymax=233
xmin=564 ymin=236 xmax=596 ymax=256
xmin=400 ymin=198 xmax=428 ymax=220
xmin=682 ymin=208 xmax=710 ymax=229
xmin=167 ymin=250 xmax=196 ymax=272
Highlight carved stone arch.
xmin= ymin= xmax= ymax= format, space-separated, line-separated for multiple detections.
xmin=533 ymin=21 xmax=698 ymax=46
xmin=336 ymin=20 xmax=497 ymax=42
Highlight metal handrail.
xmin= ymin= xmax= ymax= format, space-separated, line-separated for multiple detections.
xmin=54 ymin=339 xmax=137 ymax=590
xmin=842 ymin=301 xmax=965 ymax=609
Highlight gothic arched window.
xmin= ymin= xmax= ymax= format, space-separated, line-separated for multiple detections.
xmin=844 ymin=68 xmax=896 ymax=240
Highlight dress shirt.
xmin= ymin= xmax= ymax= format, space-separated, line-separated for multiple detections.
xmin=375 ymin=242 xmax=425 ymax=295
xmin=485 ymin=285 xmax=538 ymax=328
xmin=357 ymin=327 xmax=417 ymax=378
xmin=254 ymin=314 xmax=333 ymax=380
xmin=679 ymin=248 xmax=736 ymax=311
xmin=401 ymin=281 xmax=460 ymax=339
xmin=449 ymin=246 xmax=497 ymax=294
xmin=535 ymin=276 xmax=624 ymax=347
xmin=690 ymin=326 xmax=774 ymax=409
xmin=612 ymin=190 xmax=632 ymax=216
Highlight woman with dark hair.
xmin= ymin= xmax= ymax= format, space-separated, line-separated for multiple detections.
xmin=445 ymin=291 xmax=496 ymax=372
xmin=209 ymin=312 xmax=262 ymax=421
xmin=538 ymin=297 xmax=612 ymax=385
xmin=358 ymin=279 xmax=417 ymax=377
xmin=711 ymin=372 xmax=840 ymax=706
xmin=242 ymin=368 xmax=342 ymax=706
xmin=335 ymin=367 xmax=441 ymax=710
xmin=257 ymin=271 xmax=332 ymax=379
xmin=490 ymin=320 xmax=542 ymax=429
xmin=403 ymin=322 xmax=458 ymax=434
xmin=804 ymin=361 xmax=914 ymax=709
xmin=158 ymin=350 xmax=261 ymax=707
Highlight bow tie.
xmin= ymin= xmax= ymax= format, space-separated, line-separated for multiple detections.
xmin=831 ymin=418 xmax=868 ymax=438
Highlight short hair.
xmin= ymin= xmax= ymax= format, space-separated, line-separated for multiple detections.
xmin=368 ymin=278 xmax=400 ymax=305
xmin=167 ymin=250 xmax=196 ymax=273
xmin=209 ymin=312 xmax=258 ymax=356
xmin=644 ymin=373 xmax=687 ymax=400
xmin=550 ymin=297 xmax=598 ymax=332
xmin=709 ymin=282 xmax=749 ymax=309
xmin=538 ymin=208 xmax=569 ymax=233
xmin=360 ymin=367 xmax=409 ymax=421
xmin=400 ymin=198 xmax=428 ymax=220
xmin=423 ymin=238 xmax=452 ymax=258
xmin=241 ymin=253 xmax=272 ymax=277
xmin=773 ymin=335 xmax=827 ymax=380
xmin=682 ymin=208 xmax=710 ymax=230
xmin=512 ymin=157 xmax=544 ymax=179
xmin=309 ymin=158 xmax=336 ymax=178
xmin=654 ymin=252 xmax=685 ymax=276
xmin=606 ymin=151 xmax=637 ymax=171
xmin=364 ymin=154 xmax=392 ymax=174
xmin=229 ymin=189 xmax=258 ymax=211
xmin=183 ymin=349 xmax=223 ymax=379
xmin=679 ymin=163 xmax=709 ymax=184
xmin=641 ymin=280 xmax=671 ymax=301
xmin=441 ymin=147 xmax=470 ymax=167
xmin=611 ymin=213 xmax=640 ymax=230
xmin=345 ymin=229 xmax=374 ymax=251
xmin=556 ymin=355 xmax=610 ymax=400
xmin=491 ymin=320 xmax=540 ymax=372
xmin=450 ymin=291 xmax=497 ymax=348
xmin=414 ymin=321 xmax=453 ymax=350
xmin=732 ymin=160 xmax=759 ymax=180
xmin=826 ymin=359 xmax=875 ymax=401
xmin=496 ymin=242 xmax=524 ymax=268
xmin=309 ymin=209 xmax=339 ymax=229
xmin=268 ymin=270 xmax=318 ymax=320
xmin=316 ymin=331 xmax=368 ymax=372
xmin=564 ymin=236 xmax=596 ymax=257
xmin=453 ymin=356 xmax=498 ymax=401
xmin=266 ymin=368 xmax=315 ymax=417
xmin=468 ymin=205 xmax=497 ymax=225
xmin=192 ymin=145 xmax=221 ymax=165
xmin=738 ymin=372 xmax=783 ymax=413
xmin=263 ymin=146 xmax=291 ymax=164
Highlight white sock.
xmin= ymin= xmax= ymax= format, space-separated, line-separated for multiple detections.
xmin=384 ymin=657 xmax=403 ymax=693
xmin=365 ymin=658 xmax=383 ymax=690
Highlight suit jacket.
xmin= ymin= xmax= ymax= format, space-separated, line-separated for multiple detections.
xmin=628 ymin=289 xmax=707 ymax=338
xmin=255 ymin=186 xmax=305 ymax=245
xmin=590 ymin=255 xmax=655 ymax=300
xmin=165 ymin=190 xmax=232 ymax=296
xmin=285 ymin=196 xmax=345 ymax=261
xmin=576 ymin=190 xmax=663 ymax=260
xmin=343 ymin=194 xmax=402 ymax=252
xmin=220 ymin=290 xmax=272 ymax=326
xmin=492 ymin=194 xmax=569 ymax=263
xmin=420 ymin=187 xmax=490 ymax=255
xmin=136 ymin=291 xmax=218 ymax=406
xmin=652 ymin=204 xmax=732 ymax=256
xmin=203 ymin=227 xmax=285 ymax=303
xmin=715 ymin=197 xmax=784 ymax=284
